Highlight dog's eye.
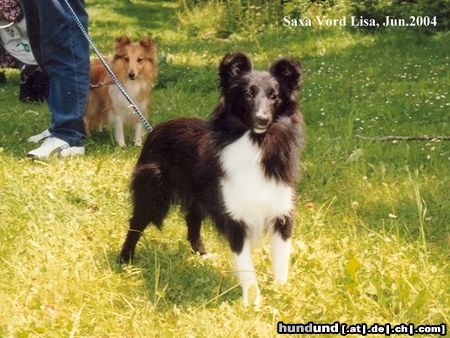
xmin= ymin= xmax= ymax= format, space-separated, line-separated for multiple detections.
xmin=137 ymin=57 xmax=143 ymax=63
xmin=270 ymin=94 xmax=278 ymax=100
xmin=124 ymin=57 xmax=130 ymax=63
xmin=245 ymin=90 xmax=254 ymax=98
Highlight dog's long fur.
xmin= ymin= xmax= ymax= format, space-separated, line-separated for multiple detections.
xmin=84 ymin=36 xmax=157 ymax=146
xmin=83 ymin=58 xmax=110 ymax=134
xmin=119 ymin=53 xmax=304 ymax=305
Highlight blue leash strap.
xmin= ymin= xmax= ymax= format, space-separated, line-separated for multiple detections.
xmin=62 ymin=0 xmax=153 ymax=132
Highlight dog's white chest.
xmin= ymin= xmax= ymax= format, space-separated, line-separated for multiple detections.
xmin=124 ymin=79 xmax=147 ymax=97
xmin=109 ymin=80 xmax=148 ymax=116
xmin=219 ymin=132 xmax=293 ymax=238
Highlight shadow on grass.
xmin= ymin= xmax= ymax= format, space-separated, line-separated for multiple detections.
xmin=107 ymin=238 xmax=241 ymax=309
xmin=88 ymin=0 xmax=177 ymax=31
xmin=87 ymin=0 xmax=179 ymax=51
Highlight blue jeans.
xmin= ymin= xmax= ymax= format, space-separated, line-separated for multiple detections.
xmin=22 ymin=0 xmax=89 ymax=146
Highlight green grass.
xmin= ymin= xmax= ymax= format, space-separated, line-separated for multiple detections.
xmin=0 ymin=1 xmax=449 ymax=336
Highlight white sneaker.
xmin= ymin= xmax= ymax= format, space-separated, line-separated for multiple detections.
xmin=28 ymin=129 xmax=51 ymax=143
xmin=27 ymin=137 xmax=85 ymax=159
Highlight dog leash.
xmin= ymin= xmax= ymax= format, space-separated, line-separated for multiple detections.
xmin=89 ymin=80 xmax=115 ymax=89
xmin=62 ymin=0 xmax=153 ymax=132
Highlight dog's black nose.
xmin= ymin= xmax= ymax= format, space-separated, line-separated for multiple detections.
xmin=128 ymin=71 xmax=136 ymax=80
xmin=255 ymin=115 xmax=270 ymax=127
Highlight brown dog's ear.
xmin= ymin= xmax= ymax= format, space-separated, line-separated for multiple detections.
xmin=114 ymin=36 xmax=131 ymax=59
xmin=139 ymin=37 xmax=155 ymax=50
xmin=219 ymin=53 xmax=252 ymax=89
xmin=270 ymin=58 xmax=302 ymax=92
xmin=115 ymin=36 xmax=131 ymax=48
xmin=140 ymin=38 xmax=157 ymax=62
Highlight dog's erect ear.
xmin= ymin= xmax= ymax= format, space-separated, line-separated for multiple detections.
xmin=116 ymin=36 xmax=131 ymax=47
xmin=270 ymin=58 xmax=302 ymax=92
xmin=219 ymin=53 xmax=252 ymax=87
xmin=139 ymin=37 xmax=155 ymax=50
xmin=114 ymin=36 xmax=131 ymax=59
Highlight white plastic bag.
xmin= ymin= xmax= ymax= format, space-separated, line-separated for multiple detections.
xmin=0 ymin=18 xmax=37 ymax=65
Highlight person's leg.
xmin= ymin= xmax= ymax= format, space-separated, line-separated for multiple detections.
xmin=23 ymin=0 xmax=89 ymax=147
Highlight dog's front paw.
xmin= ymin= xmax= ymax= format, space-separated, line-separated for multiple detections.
xmin=242 ymin=281 xmax=261 ymax=307
xmin=118 ymin=250 xmax=134 ymax=265
xmin=200 ymin=252 xmax=215 ymax=260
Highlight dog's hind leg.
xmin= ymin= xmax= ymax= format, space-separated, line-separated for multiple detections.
xmin=84 ymin=118 xmax=91 ymax=137
xmin=119 ymin=165 xmax=170 ymax=263
xmin=185 ymin=206 xmax=207 ymax=255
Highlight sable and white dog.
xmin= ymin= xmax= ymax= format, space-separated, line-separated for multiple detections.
xmin=84 ymin=36 xmax=157 ymax=146
xmin=119 ymin=53 xmax=305 ymax=306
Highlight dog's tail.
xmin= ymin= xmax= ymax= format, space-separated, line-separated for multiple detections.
xmin=130 ymin=163 xmax=170 ymax=230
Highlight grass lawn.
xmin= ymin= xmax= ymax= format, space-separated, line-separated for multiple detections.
xmin=0 ymin=0 xmax=449 ymax=336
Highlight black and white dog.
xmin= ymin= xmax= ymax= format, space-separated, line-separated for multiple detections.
xmin=119 ymin=53 xmax=305 ymax=306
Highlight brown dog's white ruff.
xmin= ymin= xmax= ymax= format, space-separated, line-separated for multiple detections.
xmin=84 ymin=36 xmax=157 ymax=146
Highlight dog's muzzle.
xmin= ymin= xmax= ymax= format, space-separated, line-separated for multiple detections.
xmin=253 ymin=115 xmax=271 ymax=134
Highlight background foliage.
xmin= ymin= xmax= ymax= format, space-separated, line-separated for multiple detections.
xmin=178 ymin=0 xmax=449 ymax=35
xmin=349 ymin=0 xmax=450 ymax=30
